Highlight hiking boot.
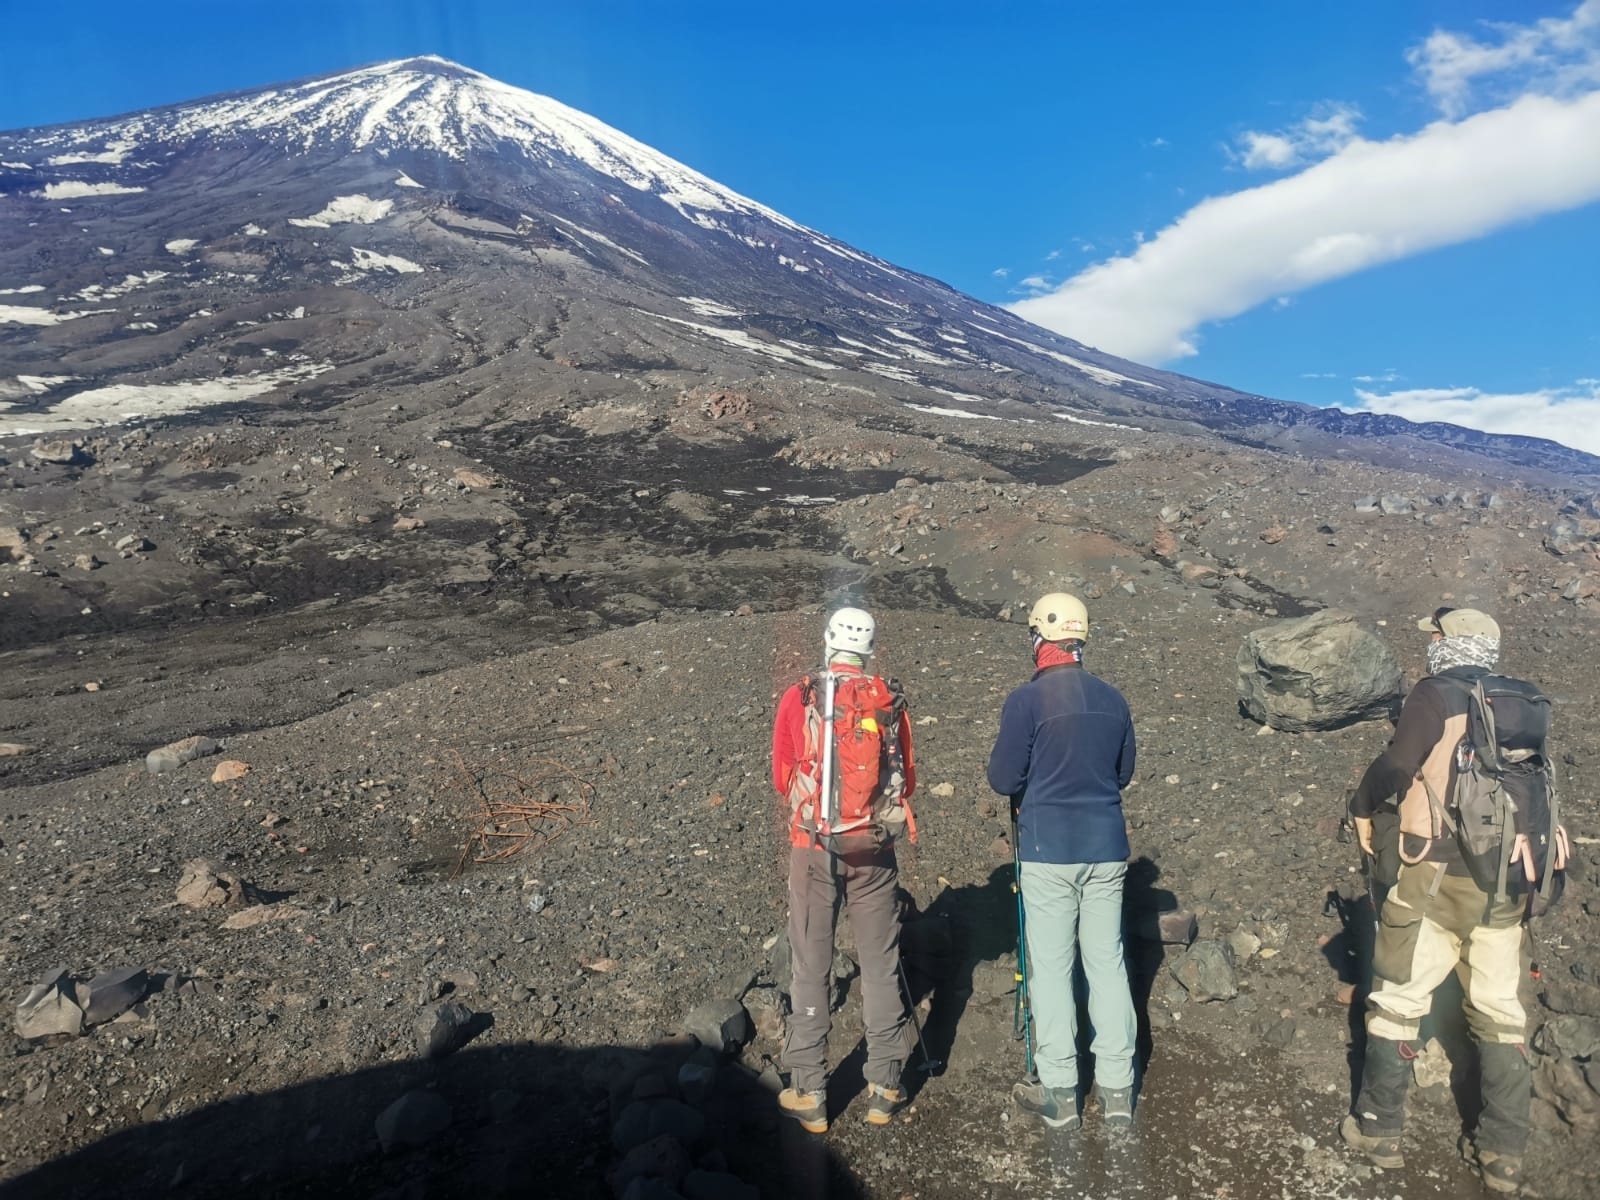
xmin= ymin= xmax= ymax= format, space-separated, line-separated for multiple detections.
xmin=1011 ymin=1079 xmax=1080 ymax=1130
xmin=1460 ymin=1139 xmax=1524 ymax=1195
xmin=1098 ymin=1085 xmax=1134 ymax=1128
xmin=864 ymin=1083 xmax=906 ymax=1126
xmin=779 ymin=1087 xmax=828 ymax=1134
xmin=1339 ymin=1114 xmax=1403 ymax=1169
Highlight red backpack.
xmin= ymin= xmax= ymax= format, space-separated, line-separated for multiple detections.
xmin=788 ymin=671 xmax=915 ymax=852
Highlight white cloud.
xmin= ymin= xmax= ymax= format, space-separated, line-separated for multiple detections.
xmin=1044 ymin=249 xmax=1061 ymax=261
xmin=1409 ymin=0 xmax=1600 ymax=117
xmin=1300 ymin=372 xmax=1339 ymax=379
xmin=1353 ymin=370 xmax=1401 ymax=384
xmin=1011 ymin=89 xmax=1600 ymax=363
xmin=1349 ymin=379 xmax=1600 ymax=456
xmin=991 ymin=267 xmax=1009 ymax=278
xmin=1014 ymin=274 xmax=1052 ymax=294
xmin=1236 ymin=103 xmax=1363 ymax=170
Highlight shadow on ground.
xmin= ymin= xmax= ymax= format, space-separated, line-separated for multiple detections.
xmin=0 ymin=1039 xmax=866 ymax=1200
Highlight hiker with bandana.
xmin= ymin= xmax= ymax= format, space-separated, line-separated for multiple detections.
xmin=1341 ymin=607 xmax=1535 ymax=1193
xmin=987 ymin=593 xmax=1138 ymax=1131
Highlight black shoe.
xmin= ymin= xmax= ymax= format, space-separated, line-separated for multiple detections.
xmin=1012 ymin=1080 xmax=1080 ymax=1130
xmin=1461 ymin=1137 xmax=1524 ymax=1195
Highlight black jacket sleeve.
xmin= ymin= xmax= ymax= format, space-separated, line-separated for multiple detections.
xmin=1348 ymin=679 xmax=1447 ymax=818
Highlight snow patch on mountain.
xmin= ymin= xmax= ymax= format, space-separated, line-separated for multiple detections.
xmin=74 ymin=271 xmax=168 ymax=302
xmin=289 ymin=194 xmax=394 ymax=228
xmin=395 ymin=171 xmax=423 ymax=188
xmin=0 ymin=362 xmax=336 ymax=435
xmin=342 ymin=248 xmax=424 ymax=274
xmin=37 ymin=181 xmax=146 ymax=198
xmin=0 ymin=284 xmax=45 ymax=295
xmin=165 ymin=239 xmax=199 ymax=255
xmin=0 ymin=305 xmax=103 ymax=326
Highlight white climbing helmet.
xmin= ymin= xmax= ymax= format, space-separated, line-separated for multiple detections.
xmin=825 ymin=606 xmax=876 ymax=656
xmin=1028 ymin=592 xmax=1089 ymax=643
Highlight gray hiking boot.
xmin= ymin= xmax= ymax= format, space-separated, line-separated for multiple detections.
xmin=778 ymin=1087 xmax=828 ymax=1134
xmin=1340 ymin=1114 xmax=1403 ymax=1168
xmin=1011 ymin=1079 xmax=1080 ymax=1130
xmin=1460 ymin=1137 xmax=1524 ymax=1195
xmin=864 ymin=1083 xmax=906 ymax=1126
xmin=1098 ymin=1085 xmax=1134 ymax=1128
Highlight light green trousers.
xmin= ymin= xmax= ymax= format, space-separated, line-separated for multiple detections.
xmin=1020 ymin=860 xmax=1136 ymax=1092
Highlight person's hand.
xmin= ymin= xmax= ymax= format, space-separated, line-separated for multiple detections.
xmin=1352 ymin=816 xmax=1374 ymax=856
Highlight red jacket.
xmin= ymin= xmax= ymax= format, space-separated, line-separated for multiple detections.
xmin=772 ymin=665 xmax=917 ymax=849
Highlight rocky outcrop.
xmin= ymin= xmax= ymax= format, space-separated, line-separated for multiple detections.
xmin=1237 ymin=609 xmax=1403 ymax=731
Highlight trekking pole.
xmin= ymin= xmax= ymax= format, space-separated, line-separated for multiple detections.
xmin=897 ymin=955 xmax=944 ymax=1075
xmin=818 ymin=663 xmax=837 ymax=836
xmin=1011 ymin=808 xmax=1036 ymax=1078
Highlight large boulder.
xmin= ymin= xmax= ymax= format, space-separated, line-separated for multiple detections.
xmin=1237 ymin=609 xmax=1403 ymax=732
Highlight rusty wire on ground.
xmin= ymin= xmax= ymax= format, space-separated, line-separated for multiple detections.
xmin=445 ymin=748 xmax=596 ymax=877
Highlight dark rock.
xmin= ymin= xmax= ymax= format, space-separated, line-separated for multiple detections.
xmin=1534 ymin=1015 xmax=1600 ymax=1061
xmin=676 ymin=1047 xmax=718 ymax=1105
xmin=1132 ymin=908 xmax=1197 ymax=946
xmin=1236 ymin=609 xmax=1403 ymax=731
xmin=1545 ymin=518 xmax=1588 ymax=556
xmin=81 ymin=966 xmax=149 ymax=1025
xmin=375 ymin=1089 xmax=452 ymax=1152
xmin=612 ymin=1133 xmax=690 ymax=1197
xmin=612 ymin=1099 xmax=707 ymax=1155
xmin=683 ymin=1169 xmax=760 ymax=1200
xmin=622 ymin=1178 xmax=685 ymax=1200
xmin=1170 ymin=940 xmax=1238 ymax=1002
xmin=683 ymin=999 xmax=751 ymax=1055
xmin=414 ymin=1000 xmax=476 ymax=1059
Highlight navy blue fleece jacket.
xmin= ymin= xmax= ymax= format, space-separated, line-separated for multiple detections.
xmin=987 ymin=664 xmax=1136 ymax=865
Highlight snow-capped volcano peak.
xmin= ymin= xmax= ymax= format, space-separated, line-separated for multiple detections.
xmin=23 ymin=56 xmax=801 ymax=231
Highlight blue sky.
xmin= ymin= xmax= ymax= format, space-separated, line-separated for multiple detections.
xmin=5 ymin=1 xmax=1599 ymax=450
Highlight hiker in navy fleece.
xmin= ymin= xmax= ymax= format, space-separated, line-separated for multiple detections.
xmin=988 ymin=592 xmax=1138 ymax=1131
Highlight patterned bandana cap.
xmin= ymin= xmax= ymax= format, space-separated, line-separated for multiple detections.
xmin=1426 ymin=634 xmax=1500 ymax=675
xmin=1032 ymin=631 xmax=1084 ymax=671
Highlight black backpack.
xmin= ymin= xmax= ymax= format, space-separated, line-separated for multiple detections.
xmin=1436 ymin=675 xmax=1571 ymax=918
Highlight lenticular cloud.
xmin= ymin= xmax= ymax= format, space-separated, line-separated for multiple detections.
xmin=1011 ymin=89 xmax=1600 ymax=365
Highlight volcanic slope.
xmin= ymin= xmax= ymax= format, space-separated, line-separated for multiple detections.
xmin=1 ymin=55 xmax=1599 ymax=1200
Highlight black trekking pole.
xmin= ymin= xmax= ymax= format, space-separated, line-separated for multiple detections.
xmin=1011 ymin=806 xmax=1036 ymax=1079
xmin=897 ymin=955 xmax=944 ymax=1075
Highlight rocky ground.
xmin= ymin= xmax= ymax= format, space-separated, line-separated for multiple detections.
xmin=4 ymin=382 xmax=1600 ymax=1199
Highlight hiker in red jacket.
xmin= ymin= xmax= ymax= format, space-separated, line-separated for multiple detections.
xmin=771 ymin=606 xmax=917 ymax=1133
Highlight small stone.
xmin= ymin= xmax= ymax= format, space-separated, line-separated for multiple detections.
xmin=115 ymin=534 xmax=153 ymax=552
xmin=0 ymin=743 xmax=34 ymax=757
xmin=222 ymin=903 xmax=295 ymax=930
xmin=1134 ymin=909 xmax=1198 ymax=946
xmin=1170 ymin=941 xmax=1238 ymax=1002
xmin=375 ymin=1089 xmax=452 ymax=1152
xmin=15 ymin=968 xmax=84 ymax=1039
xmin=454 ymin=467 xmax=495 ymax=490
xmin=211 ymin=760 xmax=250 ymax=783
xmin=145 ymin=735 xmax=219 ymax=774
xmin=683 ymin=1169 xmax=760 ymax=1200
xmin=30 ymin=439 xmax=88 ymax=466
xmin=393 ymin=516 xmax=426 ymax=532
xmin=175 ymin=859 xmax=257 ymax=910
xmin=415 ymin=1001 xmax=476 ymax=1059
xmin=613 ymin=1133 xmax=691 ymax=1197
xmin=81 ymin=966 xmax=149 ymax=1025
xmin=1413 ymin=1037 xmax=1452 ymax=1090
xmin=929 ymin=782 xmax=955 ymax=798
xmin=684 ymin=998 xmax=752 ymax=1055
xmin=1226 ymin=928 xmax=1262 ymax=963
xmin=611 ymin=1099 xmax=707 ymax=1154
